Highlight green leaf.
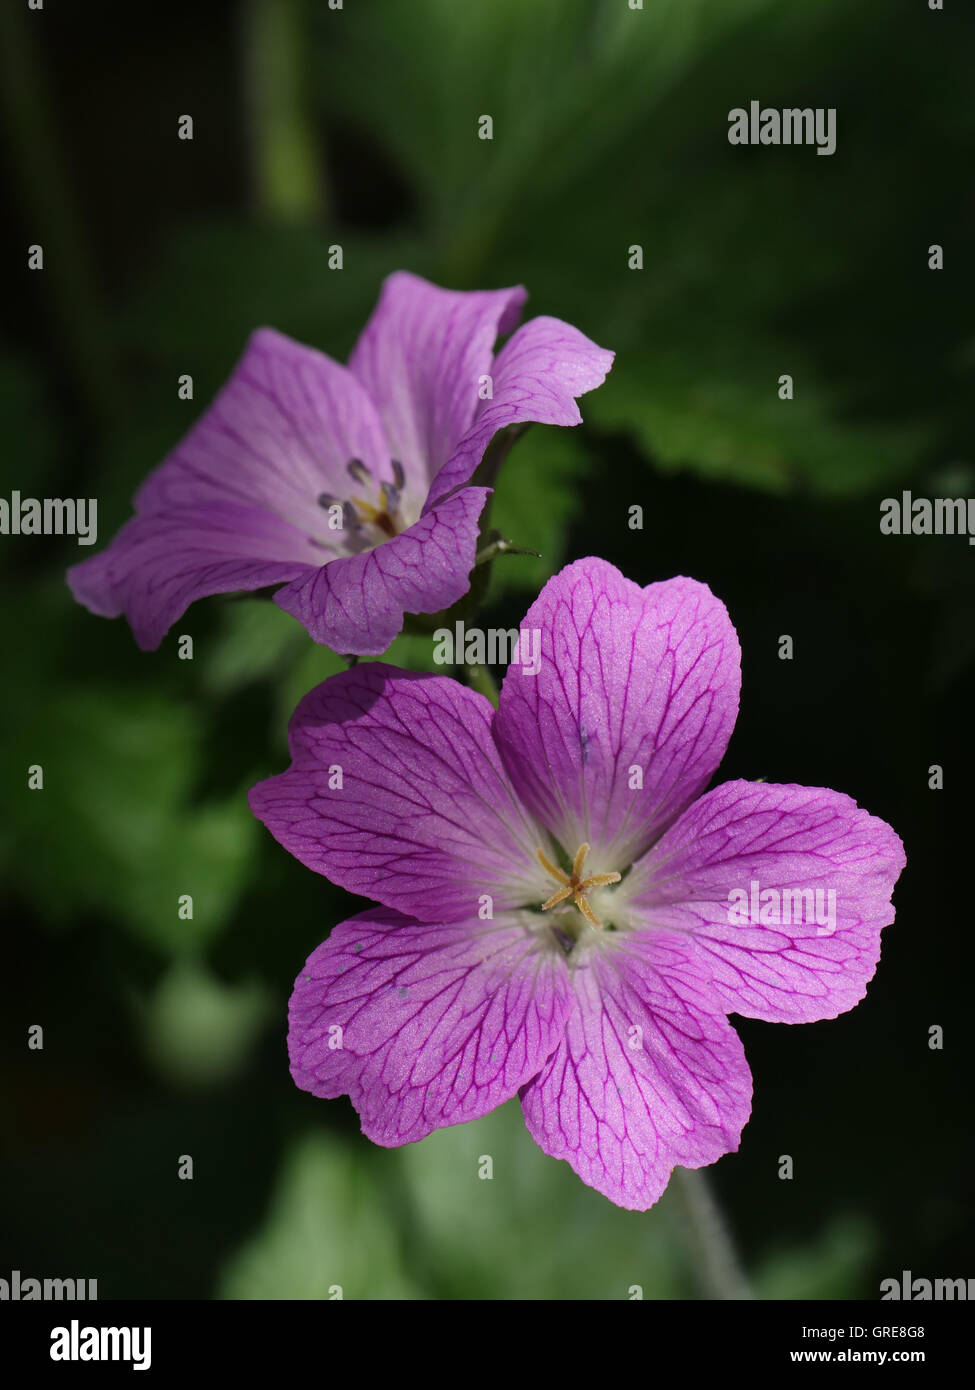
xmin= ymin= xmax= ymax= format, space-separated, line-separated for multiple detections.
xmin=137 ymin=958 xmax=271 ymax=1089
xmin=752 ymin=1217 xmax=876 ymax=1301
xmin=219 ymin=1131 xmax=421 ymax=1300
xmin=391 ymin=1098 xmax=690 ymax=1299
xmin=202 ymin=599 xmax=306 ymax=698
xmin=2 ymin=684 xmax=256 ymax=954
xmin=484 ymin=427 xmax=590 ymax=598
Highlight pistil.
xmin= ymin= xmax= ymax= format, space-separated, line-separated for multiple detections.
xmin=317 ymin=458 xmax=407 ymax=545
xmin=537 ymin=842 xmax=621 ymax=929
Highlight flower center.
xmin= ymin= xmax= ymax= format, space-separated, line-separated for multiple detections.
xmin=318 ymin=457 xmax=406 ymax=546
xmin=536 ymin=842 xmax=621 ymax=929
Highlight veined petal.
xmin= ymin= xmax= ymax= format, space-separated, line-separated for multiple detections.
xmin=424 ymin=316 xmax=614 ymax=510
xmin=624 ymin=780 xmax=906 ymax=1023
xmin=136 ymin=327 xmax=392 ymax=526
xmin=67 ymin=327 xmax=395 ymax=649
xmin=289 ymin=908 xmax=571 ymax=1145
xmin=520 ymin=930 xmax=752 ymax=1211
xmin=66 ymin=505 xmax=318 ymax=651
xmin=250 ymin=664 xmax=550 ymax=922
xmin=495 ymin=558 xmax=741 ymax=871
xmin=348 ymin=271 xmax=526 ymax=495
xmin=273 ymin=486 xmax=489 ymax=655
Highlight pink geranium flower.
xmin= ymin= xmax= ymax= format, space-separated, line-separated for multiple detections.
xmin=67 ymin=273 xmax=612 ymax=654
xmin=250 ymin=558 xmax=905 ymax=1209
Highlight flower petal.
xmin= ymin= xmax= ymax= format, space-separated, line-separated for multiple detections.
xmin=289 ymin=908 xmax=571 ymax=1145
xmin=273 ymin=485 xmax=489 ymax=655
xmin=67 ymin=505 xmax=317 ymax=651
xmin=495 ymin=558 xmax=741 ymax=871
xmin=520 ymin=930 xmax=752 ymax=1210
xmin=67 ymin=326 xmax=395 ymax=649
xmin=136 ymin=327 xmax=392 ymax=526
xmin=249 ymin=663 xmax=550 ymax=922
xmin=348 ymin=271 xmax=526 ymax=497
xmin=424 ymin=316 xmax=615 ymax=509
xmin=625 ymin=780 xmax=906 ymax=1023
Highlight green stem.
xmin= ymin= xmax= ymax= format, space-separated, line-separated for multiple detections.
xmin=670 ymin=1168 xmax=753 ymax=1300
xmin=475 ymin=535 xmax=541 ymax=567
xmin=465 ymin=663 xmax=498 ymax=708
xmin=241 ymin=0 xmax=325 ymax=222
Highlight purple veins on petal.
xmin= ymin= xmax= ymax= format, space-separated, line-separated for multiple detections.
xmin=67 ymin=272 xmax=613 ymax=655
xmin=257 ymin=555 xmax=905 ymax=1210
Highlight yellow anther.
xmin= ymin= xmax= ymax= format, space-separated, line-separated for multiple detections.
xmin=536 ymin=842 xmax=621 ymax=929
xmin=349 ymin=494 xmax=397 ymax=539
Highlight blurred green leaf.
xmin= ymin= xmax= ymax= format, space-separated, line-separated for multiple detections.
xmin=307 ymin=0 xmax=947 ymax=499
xmin=2 ymin=683 xmax=256 ymax=954
xmin=752 ymin=1216 xmax=876 ymax=1301
xmin=486 ymin=426 xmax=589 ymax=597
xmin=202 ymin=598 xmax=305 ymax=698
xmin=586 ymin=343 xmax=929 ymax=497
xmin=137 ymin=957 xmax=271 ymax=1089
xmin=391 ymin=1098 xmax=690 ymax=1299
xmin=220 ymin=1130 xmax=421 ymax=1299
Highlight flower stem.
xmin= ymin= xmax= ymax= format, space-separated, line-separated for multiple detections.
xmin=465 ymin=663 xmax=499 ymax=708
xmin=670 ymin=1168 xmax=753 ymax=1300
xmin=475 ymin=534 xmax=541 ymax=567
xmin=240 ymin=0 xmax=325 ymax=223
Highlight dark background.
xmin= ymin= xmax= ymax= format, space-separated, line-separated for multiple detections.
xmin=0 ymin=0 xmax=972 ymax=1299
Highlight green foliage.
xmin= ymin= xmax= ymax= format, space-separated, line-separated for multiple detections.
xmin=138 ymin=958 xmax=270 ymax=1089
xmin=752 ymin=1217 xmax=876 ymax=1301
xmin=393 ymin=1099 xmax=688 ymax=1299
xmin=202 ymin=599 xmax=306 ymax=698
xmin=218 ymin=1106 xmax=876 ymax=1300
xmin=0 ymin=588 xmax=257 ymax=955
xmin=2 ymin=0 xmax=967 ymax=1302
xmin=306 ymin=0 xmax=950 ymax=498
xmin=219 ymin=1131 xmax=420 ymax=1300
xmin=485 ymin=427 xmax=589 ymax=597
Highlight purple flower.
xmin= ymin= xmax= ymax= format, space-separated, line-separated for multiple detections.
xmin=249 ymin=558 xmax=905 ymax=1209
xmin=67 ymin=273 xmax=613 ymax=654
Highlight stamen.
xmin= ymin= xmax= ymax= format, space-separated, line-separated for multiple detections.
xmin=349 ymin=493 xmax=396 ymax=539
xmin=536 ymin=848 xmax=570 ymax=885
xmin=349 ymin=495 xmax=380 ymax=522
xmin=540 ymin=885 xmax=574 ymax=911
xmin=346 ymin=458 xmax=372 ymax=487
xmin=537 ymin=842 xmax=621 ymax=929
xmin=315 ymin=458 xmax=404 ymax=546
xmin=391 ymin=458 xmax=405 ymax=490
xmin=317 ymin=494 xmax=361 ymax=532
xmin=574 ymin=895 xmax=603 ymax=929
xmin=380 ymin=480 xmax=401 ymax=514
